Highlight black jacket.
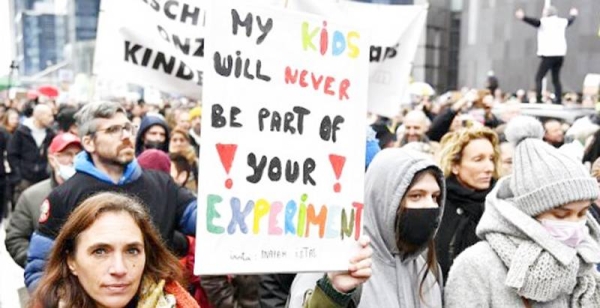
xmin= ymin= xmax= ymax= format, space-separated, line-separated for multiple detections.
xmin=0 ymin=127 xmax=10 ymax=184
xmin=7 ymin=124 xmax=55 ymax=183
xmin=201 ymin=275 xmax=260 ymax=308
xmin=259 ymin=274 xmax=296 ymax=308
xmin=435 ymin=176 xmax=495 ymax=281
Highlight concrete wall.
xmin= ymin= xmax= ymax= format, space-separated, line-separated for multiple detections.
xmin=458 ymin=0 xmax=600 ymax=94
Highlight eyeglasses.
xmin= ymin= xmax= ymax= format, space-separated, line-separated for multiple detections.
xmin=94 ymin=123 xmax=137 ymax=137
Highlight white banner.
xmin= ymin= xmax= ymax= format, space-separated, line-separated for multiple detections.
xmin=93 ymin=0 xmax=207 ymax=98
xmin=195 ymin=0 xmax=368 ymax=275
xmin=289 ymin=0 xmax=427 ymax=118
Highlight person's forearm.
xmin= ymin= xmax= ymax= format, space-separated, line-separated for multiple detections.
xmin=522 ymin=16 xmax=541 ymax=27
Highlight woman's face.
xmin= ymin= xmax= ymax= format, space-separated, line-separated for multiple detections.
xmin=536 ymin=200 xmax=590 ymax=222
xmin=169 ymin=133 xmax=189 ymax=153
xmin=8 ymin=111 xmax=19 ymax=128
xmin=67 ymin=212 xmax=145 ymax=308
xmin=403 ymin=173 xmax=441 ymax=209
xmin=452 ymin=138 xmax=495 ymax=190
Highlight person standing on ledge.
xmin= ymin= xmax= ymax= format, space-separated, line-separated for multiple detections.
xmin=515 ymin=6 xmax=578 ymax=104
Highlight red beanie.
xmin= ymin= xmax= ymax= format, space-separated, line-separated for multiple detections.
xmin=137 ymin=149 xmax=170 ymax=174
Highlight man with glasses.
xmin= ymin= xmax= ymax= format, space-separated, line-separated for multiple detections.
xmin=24 ymin=101 xmax=197 ymax=292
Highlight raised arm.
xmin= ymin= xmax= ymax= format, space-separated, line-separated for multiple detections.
xmin=567 ymin=8 xmax=578 ymax=26
xmin=515 ymin=9 xmax=540 ymax=27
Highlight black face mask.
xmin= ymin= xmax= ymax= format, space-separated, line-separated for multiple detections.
xmin=144 ymin=140 xmax=165 ymax=151
xmin=396 ymin=208 xmax=440 ymax=251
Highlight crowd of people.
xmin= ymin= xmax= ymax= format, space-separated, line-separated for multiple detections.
xmin=0 ymin=75 xmax=598 ymax=307
xmin=1 ymin=3 xmax=600 ymax=306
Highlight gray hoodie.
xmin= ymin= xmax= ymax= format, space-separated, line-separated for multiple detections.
xmin=445 ymin=177 xmax=600 ymax=307
xmin=359 ymin=148 xmax=445 ymax=308
xmin=287 ymin=148 xmax=445 ymax=308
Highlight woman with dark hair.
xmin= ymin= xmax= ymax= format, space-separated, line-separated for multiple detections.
xmin=2 ymin=108 xmax=20 ymax=135
xmin=0 ymin=108 xmax=17 ymax=218
xmin=358 ymin=148 xmax=445 ymax=307
xmin=31 ymin=192 xmax=198 ymax=307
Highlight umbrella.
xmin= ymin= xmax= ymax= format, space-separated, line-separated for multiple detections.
xmin=408 ymin=82 xmax=435 ymax=97
xmin=38 ymin=85 xmax=59 ymax=98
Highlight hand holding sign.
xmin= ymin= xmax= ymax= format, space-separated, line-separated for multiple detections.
xmin=327 ymin=236 xmax=373 ymax=293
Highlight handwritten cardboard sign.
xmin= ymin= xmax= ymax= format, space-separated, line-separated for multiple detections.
xmin=195 ymin=0 xmax=368 ymax=275
xmin=290 ymin=0 xmax=428 ymax=118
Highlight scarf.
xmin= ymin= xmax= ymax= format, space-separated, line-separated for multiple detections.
xmin=445 ymin=176 xmax=495 ymax=257
xmin=137 ymin=277 xmax=199 ymax=308
xmin=478 ymin=178 xmax=600 ymax=306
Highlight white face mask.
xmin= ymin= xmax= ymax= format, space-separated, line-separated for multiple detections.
xmin=58 ymin=164 xmax=76 ymax=181
xmin=540 ymin=219 xmax=588 ymax=248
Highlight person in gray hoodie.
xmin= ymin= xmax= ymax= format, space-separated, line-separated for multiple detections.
xmin=359 ymin=148 xmax=445 ymax=308
xmin=445 ymin=116 xmax=600 ymax=307
xmin=287 ymin=148 xmax=445 ymax=308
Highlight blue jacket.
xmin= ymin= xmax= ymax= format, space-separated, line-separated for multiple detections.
xmin=25 ymin=152 xmax=197 ymax=291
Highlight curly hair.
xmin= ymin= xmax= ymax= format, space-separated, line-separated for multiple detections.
xmin=437 ymin=126 xmax=501 ymax=179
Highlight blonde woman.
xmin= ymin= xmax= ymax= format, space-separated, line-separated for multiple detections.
xmin=435 ymin=126 xmax=501 ymax=280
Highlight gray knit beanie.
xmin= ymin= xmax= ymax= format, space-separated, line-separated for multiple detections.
xmin=505 ymin=116 xmax=598 ymax=217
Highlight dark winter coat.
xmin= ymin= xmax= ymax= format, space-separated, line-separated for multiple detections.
xmin=201 ymin=275 xmax=260 ymax=308
xmin=7 ymin=125 xmax=55 ymax=183
xmin=259 ymin=274 xmax=296 ymax=308
xmin=435 ymin=175 xmax=495 ymax=281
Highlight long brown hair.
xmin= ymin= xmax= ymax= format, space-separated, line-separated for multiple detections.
xmin=395 ymin=168 xmax=442 ymax=302
xmin=1 ymin=108 xmax=19 ymax=133
xmin=31 ymin=192 xmax=184 ymax=307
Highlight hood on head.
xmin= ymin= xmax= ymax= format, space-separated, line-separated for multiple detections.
xmin=365 ymin=148 xmax=446 ymax=261
xmin=135 ymin=115 xmax=170 ymax=156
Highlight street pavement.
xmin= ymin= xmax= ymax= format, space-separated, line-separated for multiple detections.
xmin=0 ymin=220 xmax=26 ymax=308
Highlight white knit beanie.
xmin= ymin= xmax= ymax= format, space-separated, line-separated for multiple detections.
xmin=505 ymin=116 xmax=598 ymax=217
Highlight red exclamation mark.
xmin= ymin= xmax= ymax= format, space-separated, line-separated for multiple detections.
xmin=216 ymin=144 xmax=237 ymax=189
xmin=329 ymin=154 xmax=346 ymax=193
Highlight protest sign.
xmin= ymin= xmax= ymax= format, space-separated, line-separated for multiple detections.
xmin=289 ymin=0 xmax=428 ymax=118
xmin=93 ymin=0 xmax=207 ymax=98
xmin=195 ymin=0 xmax=369 ymax=275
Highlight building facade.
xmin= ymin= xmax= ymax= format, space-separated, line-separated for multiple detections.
xmin=11 ymin=0 xmax=100 ymax=77
xmin=14 ymin=0 xmax=67 ymax=76
xmin=458 ymin=0 xmax=600 ymax=95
